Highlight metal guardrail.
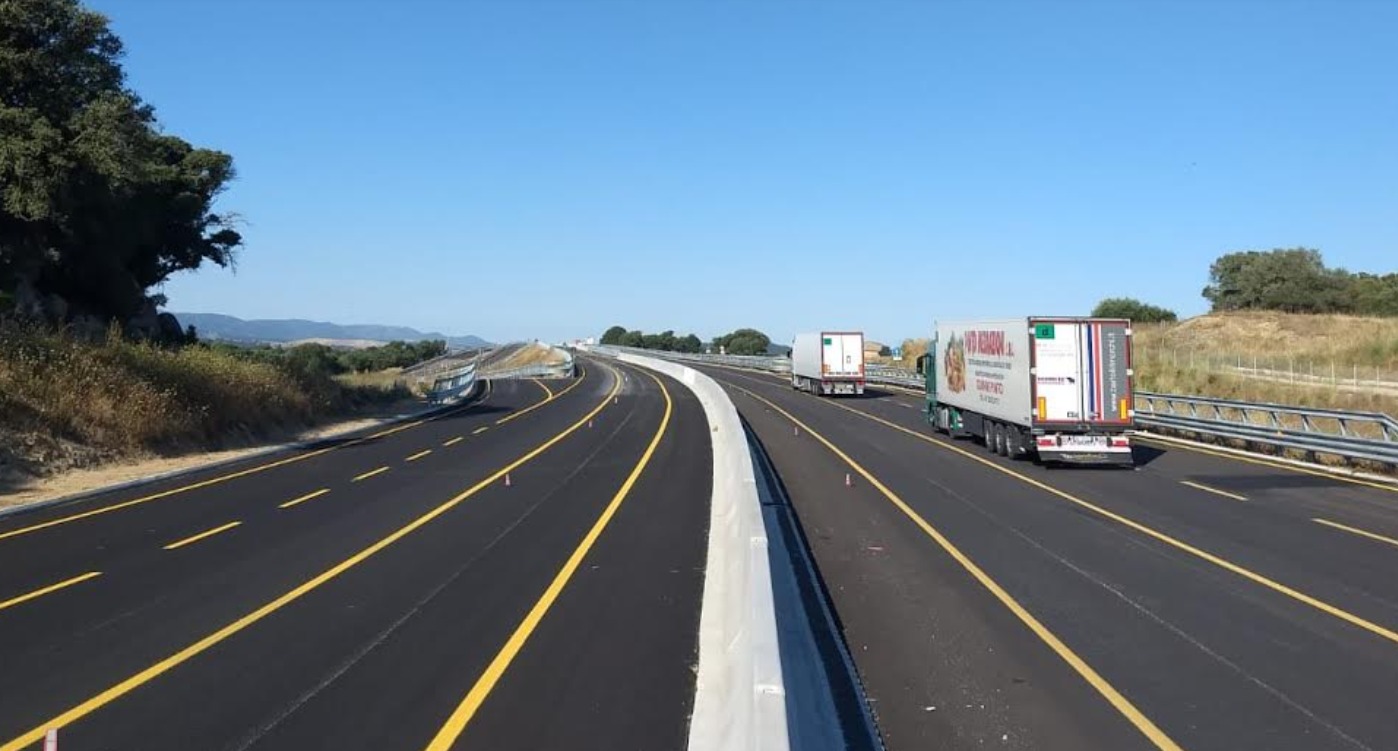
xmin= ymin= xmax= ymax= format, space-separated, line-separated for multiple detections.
xmin=1133 ymin=392 xmax=1398 ymax=467
xmin=426 ymin=363 xmax=478 ymax=404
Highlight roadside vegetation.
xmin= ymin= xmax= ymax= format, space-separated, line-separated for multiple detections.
xmin=600 ymin=325 xmax=776 ymax=356
xmin=0 ymin=325 xmax=412 ymax=486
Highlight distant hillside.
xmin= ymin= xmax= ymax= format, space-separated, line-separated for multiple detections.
xmin=176 ymin=313 xmax=489 ymax=349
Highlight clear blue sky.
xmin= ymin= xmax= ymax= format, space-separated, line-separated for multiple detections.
xmin=91 ymin=0 xmax=1398 ymax=345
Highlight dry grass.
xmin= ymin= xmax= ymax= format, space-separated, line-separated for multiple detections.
xmin=1135 ymin=311 xmax=1398 ymax=368
xmin=494 ymin=342 xmax=566 ymax=369
xmin=0 ymin=325 xmax=408 ymax=485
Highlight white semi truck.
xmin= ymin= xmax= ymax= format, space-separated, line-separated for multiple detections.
xmin=791 ymin=331 xmax=866 ymax=396
xmin=917 ymin=318 xmax=1135 ymax=465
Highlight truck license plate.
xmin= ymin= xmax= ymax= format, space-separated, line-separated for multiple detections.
xmin=1062 ymin=436 xmax=1107 ymax=448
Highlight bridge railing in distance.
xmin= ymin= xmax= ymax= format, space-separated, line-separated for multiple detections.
xmin=1134 ymin=392 xmax=1398 ymax=470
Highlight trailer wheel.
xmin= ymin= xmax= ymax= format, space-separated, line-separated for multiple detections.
xmin=986 ymin=422 xmax=1001 ymax=454
xmin=997 ymin=425 xmax=1012 ymax=457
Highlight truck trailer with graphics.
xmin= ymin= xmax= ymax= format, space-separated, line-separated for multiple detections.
xmin=791 ymin=331 xmax=866 ymax=396
xmin=916 ymin=318 xmax=1135 ymax=465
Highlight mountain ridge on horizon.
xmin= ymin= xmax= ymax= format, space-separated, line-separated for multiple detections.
xmin=174 ymin=312 xmax=490 ymax=349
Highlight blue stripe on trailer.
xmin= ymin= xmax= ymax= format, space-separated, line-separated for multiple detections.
xmin=1085 ymin=323 xmax=1096 ymax=417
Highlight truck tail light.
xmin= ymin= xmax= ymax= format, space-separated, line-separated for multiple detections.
xmin=1118 ymin=399 xmax=1128 ymax=420
xmin=1036 ymin=397 xmax=1047 ymax=421
xmin=1036 ymin=437 xmax=1057 ymax=448
xmin=1110 ymin=437 xmax=1131 ymax=448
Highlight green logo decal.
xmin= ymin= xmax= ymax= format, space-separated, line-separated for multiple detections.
xmin=1034 ymin=323 xmax=1055 ymax=339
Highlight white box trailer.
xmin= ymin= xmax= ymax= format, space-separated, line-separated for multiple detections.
xmin=791 ymin=331 xmax=866 ymax=396
xmin=920 ymin=318 xmax=1134 ymax=465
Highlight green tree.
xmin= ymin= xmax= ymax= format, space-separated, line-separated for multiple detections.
xmin=878 ymin=345 xmax=893 ymax=357
xmin=1202 ymin=249 xmax=1351 ymax=314
xmin=674 ymin=333 xmax=703 ymax=353
xmin=715 ymin=328 xmax=771 ymax=355
xmin=1 ymin=0 xmax=241 ymax=325
xmin=1091 ymin=297 xmax=1178 ymax=323
xmin=600 ymin=325 xmax=627 ymax=345
xmin=619 ymin=329 xmax=644 ymax=348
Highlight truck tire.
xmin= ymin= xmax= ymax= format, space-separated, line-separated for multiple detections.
xmin=998 ymin=426 xmax=1011 ymax=457
xmin=986 ymin=422 xmax=1001 ymax=454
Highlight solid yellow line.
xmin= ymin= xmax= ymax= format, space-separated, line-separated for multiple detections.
xmin=533 ymin=379 xmax=555 ymax=399
xmin=724 ymin=383 xmax=1181 ymax=750
xmin=278 ymin=489 xmax=331 ymax=509
xmin=163 ymin=521 xmax=242 ymax=551
xmin=0 ymin=404 xmax=471 ymax=543
xmin=352 ymin=466 xmax=390 ymax=482
xmin=472 ymin=427 xmax=489 ymax=435
xmin=495 ymin=364 xmax=588 ymax=425
xmin=0 ymin=365 xmax=624 ymax=751
xmin=752 ymin=381 xmax=1398 ymax=647
xmin=1135 ymin=435 xmax=1398 ymax=496
xmin=0 ymin=572 xmax=103 ymax=613
xmin=443 ymin=437 xmax=465 ymax=447
xmin=1313 ymin=518 xmax=1398 ymax=549
xmin=406 ymin=449 xmax=432 ymax=462
xmin=425 ymin=363 xmax=668 ymax=749
xmin=1181 ymin=480 xmax=1248 ymax=502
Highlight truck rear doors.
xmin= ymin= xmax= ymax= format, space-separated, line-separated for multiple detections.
xmin=1031 ymin=319 xmax=1132 ymax=428
xmin=821 ymin=333 xmax=864 ymax=379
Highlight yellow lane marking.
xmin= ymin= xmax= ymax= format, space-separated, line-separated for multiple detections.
xmin=278 ymin=489 xmax=331 ymax=510
xmin=1133 ymin=435 xmax=1398 ymax=496
xmin=352 ymin=466 xmax=390 ymax=482
xmin=0 ymin=404 xmax=474 ymax=543
xmin=731 ymin=378 xmax=1398 ymax=647
xmin=533 ymin=379 xmax=555 ymax=399
xmin=406 ymin=450 xmax=433 ymax=462
xmin=425 ymin=363 xmax=669 ymax=749
xmin=443 ymin=437 xmax=465 ymax=447
xmin=1181 ymin=480 xmax=1247 ymax=502
xmin=1313 ymin=518 xmax=1398 ymax=549
xmin=0 ymin=365 xmax=622 ymax=751
xmin=163 ymin=521 xmax=242 ymax=551
xmin=472 ymin=427 xmax=490 ymax=435
xmin=0 ymin=572 xmax=103 ymax=614
xmin=724 ymin=383 xmax=1181 ymax=751
xmin=495 ymin=364 xmax=588 ymax=426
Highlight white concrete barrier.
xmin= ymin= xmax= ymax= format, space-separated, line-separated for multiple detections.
xmin=616 ymin=353 xmax=790 ymax=751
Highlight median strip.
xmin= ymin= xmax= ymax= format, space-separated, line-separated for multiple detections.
xmin=163 ymin=521 xmax=242 ymax=551
xmin=0 ymin=572 xmax=103 ymax=614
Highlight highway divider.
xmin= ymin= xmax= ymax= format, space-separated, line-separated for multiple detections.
xmin=608 ymin=350 xmax=868 ymax=751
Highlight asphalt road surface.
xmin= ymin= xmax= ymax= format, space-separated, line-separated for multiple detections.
xmin=0 ymin=358 xmax=711 ymax=751
xmin=698 ymin=364 xmax=1398 ymax=751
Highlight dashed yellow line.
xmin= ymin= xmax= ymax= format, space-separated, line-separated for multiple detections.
xmin=0 ymin=572 xmax=103 ymax=613
xmin=163 ymin=521 xmax=242 ymax=551
xmin=1135 ymin=434 xmax=1398 ymax=496
xmin=473 ymin=427 xmax=490 ymax=435
xmin=425 ymin=362 xmax=668 ymax=749
xmin=1181 ymin=480 xmax=1247 ymax=502
xmin=352 ymin=466 xmax=390 ymax=482
xmin=279 ymin=489 xmax=331 ymax=509
xmin=0 ymin=403 xmax=475 ymax=543
xmin=533 ymin=379 xmax=555 ymax=399
xmin=406 ymin=449 xmax=433 ymax=462
xmin=724 ymin=383 xmax=1181 ymax=751
xmin=0 ymin=365 xmax=625 ymax=751
xmin=1313 ymin=518 xmax=1398 ymax=549
xmin=443 ymin=437 xmax=465 ymax=447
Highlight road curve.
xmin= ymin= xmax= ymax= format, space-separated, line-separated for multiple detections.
xmin=0 ymin=358 xmax=712 ymax=751
xmin=698 ymin=363 xmax=1398 ymax=751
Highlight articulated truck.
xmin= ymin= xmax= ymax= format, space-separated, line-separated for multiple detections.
xmin=918 ymin=318 xmax=1135 ymax=465
xmin=791 ymin=331 xmax=866 ymax=396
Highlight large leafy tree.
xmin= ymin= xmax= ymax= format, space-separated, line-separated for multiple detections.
xmin=0 ymin=0 xmax=241 ymax=323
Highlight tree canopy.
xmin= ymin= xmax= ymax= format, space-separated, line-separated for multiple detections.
xmin=713 ymin=328 xmax=771 ymax=356
xmin=1199 ymin=248 xmax=1398 ymax=316
xmin=1 ymin=0 xmax=241 ymax=329
xmin=1091 ymin=297 xmax=1178 ymax=323
xmin=599 ymin=324 xmax=704 ymax=353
